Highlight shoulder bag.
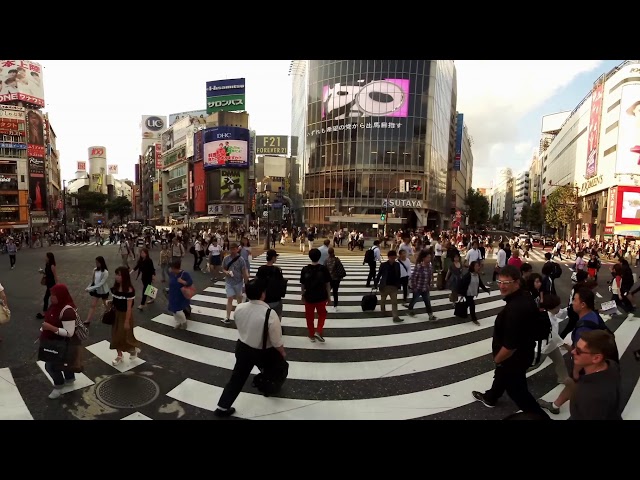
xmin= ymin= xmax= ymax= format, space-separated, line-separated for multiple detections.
xmin=252 ymin=308 xmax=289 ymax=396
xmin=180 ymin=272 xmax=196 ymax=299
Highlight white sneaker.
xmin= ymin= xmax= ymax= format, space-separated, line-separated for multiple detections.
xmin=48 ymin=388 xmax=62 ymax=399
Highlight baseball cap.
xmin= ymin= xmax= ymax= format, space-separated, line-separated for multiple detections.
xmin=266 ymin=249 xmax=279 ymax=259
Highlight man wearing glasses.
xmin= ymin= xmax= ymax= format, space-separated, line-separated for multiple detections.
xmin=472 ymin=265 xmax=548 ymax=417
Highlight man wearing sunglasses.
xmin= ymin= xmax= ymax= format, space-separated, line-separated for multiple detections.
xmin=472 ymin=265 xmax=548 ymax=417
xmin=569 ymin=330 xmax=622 ymax=420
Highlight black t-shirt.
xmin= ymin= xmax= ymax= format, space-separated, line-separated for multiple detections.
xmin=300 ymin=264 xmax=331 ymax=303
xmin=256 ymin=265 xmax=283 ymax=303
xmin=492 ymin=288 xmax=537 ymax=369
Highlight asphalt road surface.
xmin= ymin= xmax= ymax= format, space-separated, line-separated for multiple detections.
xmin=0 ymin=242 xmax=639 ymax=420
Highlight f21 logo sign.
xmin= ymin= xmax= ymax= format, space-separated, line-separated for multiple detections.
xmin=322 ymin=78 xmax=410 ymax=120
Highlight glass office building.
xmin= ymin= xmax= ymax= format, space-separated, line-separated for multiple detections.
xmin=293 ymin=60 xmax=457 ymax=230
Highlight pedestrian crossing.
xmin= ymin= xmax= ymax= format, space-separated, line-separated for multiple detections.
xmin=2 ymin=252 xmax=639 ymax=420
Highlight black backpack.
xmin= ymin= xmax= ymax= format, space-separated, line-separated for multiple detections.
xmin=532 ymin=310 xmax=552 ymax=366
xmin=264 ymin=267 xmax=287 ymax=301
xmin=573 ymin=313 xmax=619 ymax=362
xmin=364 ymin=247 xmax=375 ymax=264
xmin=551 ymin=262 xmax=563 ymax=279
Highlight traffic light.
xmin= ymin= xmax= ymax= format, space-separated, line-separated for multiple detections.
xmin=380 ymin=213 xmax=386 ymax=221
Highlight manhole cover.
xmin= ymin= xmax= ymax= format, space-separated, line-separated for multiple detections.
xmin=95 ymin=374 xmax=160 ymax=409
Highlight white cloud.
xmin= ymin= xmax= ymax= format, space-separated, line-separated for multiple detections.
xmin=456 ymin=60 xmax=603 ymax=187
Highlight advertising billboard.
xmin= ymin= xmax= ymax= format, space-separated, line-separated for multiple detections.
xmin=585 ymin=83 xmax=604 ymax=178
xmin=206 ymin=78 xmax=246 ymax=114
xmin=169 ymin=110 xmax=208 ymax=126
xmin=322 ymin=78 xmax=409 ymax=120
xmin=163 ymin=146 xmax=186 ymax=169
xmin=0 ymin=105 xmax=26 ymax=136
xmin=155 ymin=143 xmax=162 ymax=170
xmin=193 ymin=161 xmax=206 ymax=214
xmin=141 ymin=115 xmax=166 ymax=140
xmin=256 ymin=135 xmax=288 ymax=155
xmin=108 ymin=165 xmax=118 ymax=175
xmin=28 ymin=148 xmax=46 ymax=213
xmin=194 ymin=130 xmax=204 ymax=163
xmin=0 ymin=60 xmax=44 ymax=107
xmin=203 ymin=126 xmax=250 ymax=169
xmin=614 ymin=186 xmax=640 ymax=236
xmin=454 ymin=113 xmax=463 ymax=171
xmin=26 ymin=109 xmax=45 ymax=145
xmin=616 ymin=84 xmax=640 ymax=175
xmin=77 ymin=161 xmax=86 ymax=172
xmin=219 ymin=169 xmax=246 ymax=203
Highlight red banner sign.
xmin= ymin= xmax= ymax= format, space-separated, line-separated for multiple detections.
xmin=607 ymin=187 xmax=618 ymax=224
xmin=27 ymin=144 xmax=45 ymax=158
xmin=155 ymin=143 xmax=162 ymax=170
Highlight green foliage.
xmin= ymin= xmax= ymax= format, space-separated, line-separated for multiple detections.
xmin=528 ymin=201 xmax=543 ymax=230
xmin=490 ymin=214 xmax=501 ymax=227
xmin=545 ymin=185 xmax=577 ymax=230
xmin=71 ymin=191 xmax=108 ymax=219
xmin=106 ymin=196 xmax=133 ymax=221
xmin=464 ymin=188 xmax=490 ymax=225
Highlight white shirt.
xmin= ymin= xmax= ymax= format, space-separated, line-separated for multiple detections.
xmin=497 ymin=248 xmax=507 ymax=268
xmin=209 ymin=244 xmax=222 ymax=256
xmin=466 ymin=248 xmax=481 ymax=264
xmin=434 ymin=242 xmax=443 ymax=257
xmin=398 ymin=258 xmax=412 ymax=278
xmin=399 ymin=243 xmax=414 ymax=256
xmin=234 ymin=300 xmax=283 ymax=349
xmin=542 ymin=309 xmax=567 ymax=354
xmin=195 ymin=240 xmax=202 ymax=252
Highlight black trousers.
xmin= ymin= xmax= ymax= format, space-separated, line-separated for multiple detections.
xmin=484 ymin=363 xmax=547 ymax=416
xmin=218 ymin=340 xmax=267 ymax=410
xmin=366 ymin=262 xmax=376 ymax=286
xmin=400 ymin=277 xmax=409 ymax=301
xmin=330 ymin=279 xmax=341 ymax=306
xmin=43 ymin=286 xmax=52 ymax=312
xmin=465 ymin=295 xmax=477 ymax=321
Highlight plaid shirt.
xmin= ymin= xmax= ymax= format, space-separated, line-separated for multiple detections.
xmin=410 ymin=262 xmax=432 ymax=292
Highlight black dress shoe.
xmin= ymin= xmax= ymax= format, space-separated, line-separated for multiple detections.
xmin=214 ymin=407 xmax=236 ymax=418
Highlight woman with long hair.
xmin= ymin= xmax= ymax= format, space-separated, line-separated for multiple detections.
xmin=526 ymin=272 xmax=544 ymax=306
xmin=36 ymin=252 xmax=58 ymax=319
xmin=131 ymin=247 xmax=156 ymax=310
xmin=85 ymin=256 xmax=110 ymax=324
xmin=108 ymin=266 xmax=140 ymax=365
xmin=39 ymin=284 xmax=81 ymax=399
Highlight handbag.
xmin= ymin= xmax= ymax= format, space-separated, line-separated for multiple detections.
xmin=102 ymin=306 xmax=116 ymax=325
xmin=0 ymin=305 xmax=10 ymax=325
xmin=252 ymin=308 xmax=289 ymax=396
xmin=144 ymin=284 xmax=158 ymax=299
xmin=180 ymin=272 xmax=196 ymax=299
xmin=38 ymin=337 xmax=70 ymax=364
xmin=454 ymin=298 xmax=468 ymax=318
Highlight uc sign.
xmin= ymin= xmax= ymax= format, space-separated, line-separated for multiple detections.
xmin=145 ymin=116 xmax=164 ymax=131
xmin=91 ymin=148 xmax=104 ymax=156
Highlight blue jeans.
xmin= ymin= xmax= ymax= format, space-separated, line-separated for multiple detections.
xmin=408 ymin=290 xmax=433 ymax=314
xmin=45 ymin=362 xmax=75 ymax=387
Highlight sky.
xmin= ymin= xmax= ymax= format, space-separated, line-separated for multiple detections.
xmin=456 ymin=60 xmax=625 ymax=188
xmin=34 ymin=60 xmax=625 ymax=188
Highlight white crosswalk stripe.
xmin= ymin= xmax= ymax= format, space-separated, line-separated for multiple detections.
xmin=3 ymin=253 xmax=639 ymax=420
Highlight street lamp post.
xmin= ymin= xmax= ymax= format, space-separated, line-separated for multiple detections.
xmin=548 ymin=180 xmax=580 ymax=240
xmin=62 ymin=180 xmax=67 ymax=235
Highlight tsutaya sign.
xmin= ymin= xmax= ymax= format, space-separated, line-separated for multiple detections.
xmin=382 ymin=199 xmax=422 ymax=208
xmin=581 ymin=174 xmax=603 ymax=193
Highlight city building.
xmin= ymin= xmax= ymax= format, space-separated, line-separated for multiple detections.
xmin=43 ymin=113 xmax=62 ymax=227
xmin=513 ymin=170 xmax=530 ymax=227
xmin=490 ymin=167 xmax=513 ymax=229
xmin=542 ymin=60 xmax=640 ymax=239
xmin=0 ymin=60 xmax=49 ymax=233
xmin=290 ymin=60 xmax=458 ymax=231
xmin=447 ymin=112 xmax=474 ymax=228
xmin=139 ymin=115 xmax=167 ymax=223
xmin=528 ymin=153 xmax=543 ymax=206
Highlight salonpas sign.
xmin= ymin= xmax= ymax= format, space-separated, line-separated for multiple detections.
xmin=206 ymin=94 xmax=245 ymax=115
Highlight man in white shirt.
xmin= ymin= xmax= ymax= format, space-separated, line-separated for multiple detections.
xmin=493 ymin=242 xmax=507 ymax=282
xmin=318 ymin=239 xmax=331 ymax=265
xmin=465 ymin=241 xmax=482 ymax=266
xmin=433 ymin=238 xmax=443 ymax=271
xmin=397 ymin=249 xmax=412 ymax=302
xmin=215 ymin=278 xmax=286 ymax=417
xmin=365 ymin=240 xmax=382 ymax=287
xmin=398 ymin=237 xmax=414 ymax=258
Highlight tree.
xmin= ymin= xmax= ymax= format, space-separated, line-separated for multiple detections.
xmin=106 ymin=196 xmax=133 ymax=222
xmin=491 ymin=214 xmax=501 ymax=227
xmin=528 ymin=201 xmax=543 ymax=230
xmin=545 ymin=185 xmax=577 ymax=236
xmin=464 ymin=188 xmax=490 ymax=226
xmin=71 ymin=191 xmax=108 ymax=219
xmin=520 ymin=203 xmax=530 ymax=228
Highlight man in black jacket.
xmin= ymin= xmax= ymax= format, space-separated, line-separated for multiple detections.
xmin=471 ymin=265 xmax=548 ymax=417
xmin=374 ymin=250 xmax=402 ymax=323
